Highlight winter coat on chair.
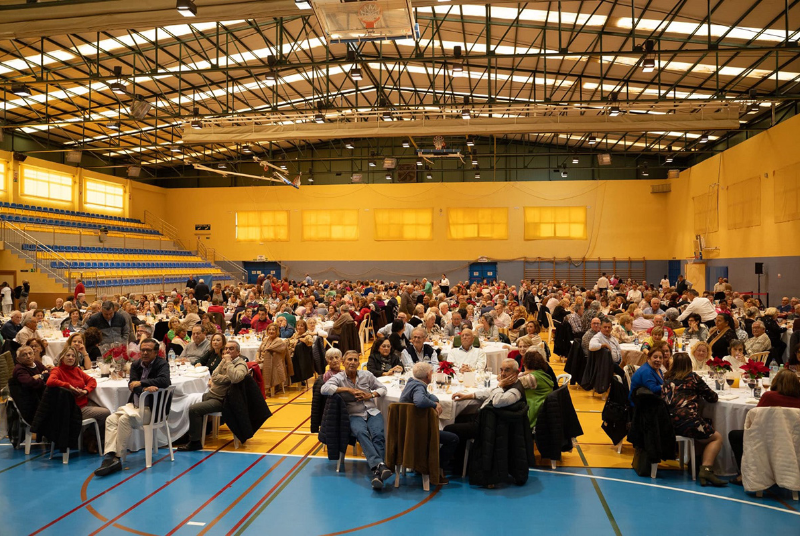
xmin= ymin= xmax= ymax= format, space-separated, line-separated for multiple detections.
xmin=31 ymin=386 xmax=82 ymax=452
xmin=469 ymin=398 xmax=535 ymax=487
xmin=318 ymin=394 xmax=356 ymax=461
xmin=563 ymin=336 xmax=586 ymax=386
xmin=222 ymin=375 xmax=271 ymax=443
xmin=627 ymin=387 xmax=676 ymax=465
xmin=553 ymin=320 xmax=574 ymax=359
xmin=601 ymin=375 xmax=631 ymax=445
xmin=580 ymin=348 xmax=615 ymax=394
xmin=310 ymin=375 xmax=326 ymax=434
xmin=535 ymin=383 xmax=584 ymax=462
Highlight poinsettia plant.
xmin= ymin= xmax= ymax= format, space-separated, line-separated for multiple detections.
xmin=705 ymin=357 xmax=732 ymax=374
xmin=238 ymin=328 xmax=250 ymax=335
xmin=740 ymin=359 xmax=770 ymax=380
xmin=438 ymin=360 xmax=456 ymax=378
xmin=62 ymin=329 xmax=71 ymax=338
xmin=102 ymin=344 xmax=132 ymax=364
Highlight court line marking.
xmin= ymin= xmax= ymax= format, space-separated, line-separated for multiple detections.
xmin=0 ymin=451 xmax=46 ymax=473
xmin=576 ymin=445 xmax=622 ymax=536
xmin=528 ymin=469 xmax=800 ymax=516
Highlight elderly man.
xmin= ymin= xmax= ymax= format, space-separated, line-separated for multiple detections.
xmin=14 ymin=314 xmax=42 ymax=346
xmin=589 ymin=317 xmax=622 ymax=364
xmin=399 ymin=361 xmax=459 ymax=483
xmin=76 ymin=293 xmax=89 ymax=308
xmin=184 ymin=324 xmax=211 ymax=363
xmin=399 ymin=285 xmax=415 ymax=317
xmin=778 ymin=296 xmax=792 ymax=315
xmin=50 ymin=298 xmax=65 ymax=314
xmin=631 ymin=309 xmax=654 ymax=332
xmin=627 ymin=285 xmax=643 ymax=304
xmin=21 ymin=302 xmax=39 ymax=323
xmin=745 ymin=321 xmax=772 ymax=354
xmin=378 ymin=312 xmax=413 ymax=339
xmin=448 ymin=329 xmax=486 ymax=373
xmin=443 ymin=312 xmax=471 ymax=336
xmin=493 ymin=303 xmax=512 ymax=330
xmin=582 ymin=301 xmax=604 ymax=331
xmin=94 ymin=338 xmax=171 ymax=477
xmin=439 ymin=302 xmax=452 ymax=327
xmin=401 ymin=328 xmax=438 ymax=367
xmin=677 ymin=289 xmax=718 ymax=327
xmin=445 ymin=358 xmax=525 ymax=470
xmin=643 ymin=298 xmax=665 ymax=316
xmin=178 ymin=340 xmax=249 ymax=451
xmin=194 ymin=279 xmax=210 ymax=302
xmin=85 ymin=301 xmax=130 ymax=346
xmin=1 ymin=311 xmax=23 ymax=341
xmin=321 ymin=350 xmax=391 ymax=489
xmin=582 ymin=317 xmax=602 ymax=358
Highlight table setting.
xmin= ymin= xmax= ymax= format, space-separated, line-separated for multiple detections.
xmin=428 ymin=336 xmax=509 ymax=373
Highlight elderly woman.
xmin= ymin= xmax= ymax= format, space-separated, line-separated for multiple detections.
xmin=685 ymin=313 xmax=709 ymax=342
xmin=10 ymin=346 xmax=49 ymax=424
xmin=662 ymin=352 xmax=726 ymax=487
xmin=171 ymin=326 xmax=189 ymax=354
xmin=629 ymin=347 xmax=664 ymax=404
xmin=61 ymin=309 xmax=83 ymax=333
xmin=257 ymin=323 xmax=292 ymax=397
xmin=518 ymin=349 xmax=555 ymax=429
xmin=664 ymin=308 xmax=682 ymax=331
xmin=423 ymin=312 xmax=441 ymax=338
xmin=611 ymin=314 xmax=637 ymax=344
xmin=287 ymin=319 xmax=313 ymax=355
xmin=367 ymin=337 xmax=403 ymax=377
xmin=690 ymin=341 xmax=711 ymax=372
xmin=476 ymin=313 xmax=499 ymax=340
xmin=707 ymin=313 xmax=737 ymax=359
xmin=183 ymin=304 xmax=201 ymax=329
xmin=47 ymin=346 xmax=110 ymax=449
xmin=306 ymin=317 xmax=328 ymax=338
xmin=276 ymin=316 xmax=295 ymax=338
xmin=322 ymin=347 xmax=342 ymax=382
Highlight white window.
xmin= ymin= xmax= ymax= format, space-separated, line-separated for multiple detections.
xmin=85 ymin=178 xmax=124 ymax=210
xmin=22 ymin=166 xmax=73 ymax=202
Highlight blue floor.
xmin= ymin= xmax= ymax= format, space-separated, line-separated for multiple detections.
xmin=1 ymin=441 xmax=798 ymax=536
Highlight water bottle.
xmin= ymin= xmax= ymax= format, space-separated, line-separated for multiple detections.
xmin=770 ymin=362 xmax=779 ymax=379
xmin=168 ymin=349 xmax=176 ymax=374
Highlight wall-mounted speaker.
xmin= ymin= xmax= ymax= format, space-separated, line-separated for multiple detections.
xmin=755 ymin=262 xmax=764 ymax=275
xmin=12 ymin=151 xmax=27 ymax=162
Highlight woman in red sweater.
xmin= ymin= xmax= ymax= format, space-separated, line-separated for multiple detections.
xmin=47 ymin=347 xmax=110 ymax=445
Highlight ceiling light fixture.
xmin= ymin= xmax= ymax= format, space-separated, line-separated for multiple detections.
xmin=369 ymin=159 xmax=376 ymax=167
xmin=452 ymin=45 xmax=463 ymax=74
xmin=426 ymin=172 xmax=432 ymax=179
xmin=385 ymin=173 xmax=392 ymax=180
xmin=572 ymin=156 xmax=579 ymax=164
xmin=699 ymin=133 xmax=709 ymax=143
xmin=461 ymin=108 xmax=471 ymax=120
xmin=402 ymin=140 xmax=410 ymax=148
xmin=108 ymin=66 xmax=126 ymax=95
xmin=241 ymin=145 xmax=252 ymax=154
xmin=665 ymin=155 xmax=674 ymax=163
xmin=474 ymin=171 xmax=481 ymax=179
xmin=416 ymin=158 xmax=423 ymax=166
xmin=382 ymin=111 xmax=393 ymax=122
xmin=466 ymin=137 xmax=474 ymax=147
xmin=588 ymin=135 xmax=597 ymax=145
xmin=350 ymin=67 xmax=362 ymax=81
xmin=176 ymin=0 xmax=197 ymax=17
xmin=11 ymin=84 xmax=32 ymax=98
xmin=345 ymin=141 xmax=354 ymax=149
xmin=190 ymin=107 xmax=202 ymax=129
xmin=170 ymin=145 xmax=182 ymax=152
xmin=641 ymin=39 xmax=657 ymax=73
xmin=314 ymin=113 xmax=325 ymax=123
xmin=218 ymin=162 xmax=227 ymax=169
xmin=295 ymin=0 xmax=312 ymax=9
xmin=106 ymin=121 xmax=120 ymax=130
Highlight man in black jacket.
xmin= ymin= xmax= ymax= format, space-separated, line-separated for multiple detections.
xmin=194 ymin=279 xmax=210 ymax=301
xmin=186 ymin=275 xmax=197 ymax=289
xmin=95 ymin=339 xmax=171 ymax=477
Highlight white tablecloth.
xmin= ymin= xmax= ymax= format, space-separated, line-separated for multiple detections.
xmin=699 ymin=378 xmax=758 ymax=476
xmin=436 ymin=341 xmax=509 ymax=373
xmin=782 ymin=328 xmax=792 ymax=361
xmin=375 ymin=376 xmax=496 ymax=428
xmin=89 ymin=372 xmax=210 ymax=452
xmin=44 ymin=337 xmax=67 ymax=360
xmin=230 ymin=336 xmax=262 ymax=361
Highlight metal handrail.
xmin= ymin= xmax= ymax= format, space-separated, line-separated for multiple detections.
xmin=196 ymin=238 xmax=247 ymax=283
xmin=1 ymin=221 xmax=73 ymax=291
xmin=144 ymin=210 xmax=187 ymax=250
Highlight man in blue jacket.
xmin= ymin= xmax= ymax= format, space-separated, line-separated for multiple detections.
xmin=399 ymin=362 xmax=459 ymax=483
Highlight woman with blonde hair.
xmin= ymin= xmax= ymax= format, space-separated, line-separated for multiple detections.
xmin=423 ymin=312 xmax=441 ymax=337
xmin=612 ymin=314 xmax=636 ymax=344
xmin=662 ymin=352 xmax=726 ymax=487
xmin=257 ymin=323 xmax=292 ymax=397
xmin=690 ymin=341 xmax=711 ymax=372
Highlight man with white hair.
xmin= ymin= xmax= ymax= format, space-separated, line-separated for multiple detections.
xmin=1 ymin=311 xmax=23 ymax=341
xmin=399 ymin=361 xmax=459 ymax=483
xmin=194 ymin=279 xmax=210 ymax=302
xmin=378 ymin=312 xmax=413 ymax=339
xmin=631 ymin=309 xmax=654 ymax=332
xmin=401 ymin=328 xmax=438 ymax=367
xmin=493 ymin=303 xmax=511 ymax=329
xmin=21 ymin=302 xmax=39 ymax=322
xmin=439 ymin=302 xmax=452 ymax=326
xmin=448 ymin=329 xmax=486 ymax=373
xmin=51 ymin=298 xmax=65 ymax=314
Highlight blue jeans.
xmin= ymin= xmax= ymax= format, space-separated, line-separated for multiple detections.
xmin=349 ymin=413 xmax=386 ymax=470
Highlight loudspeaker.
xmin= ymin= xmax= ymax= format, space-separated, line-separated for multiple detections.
xmin=12 ymin=151 xmax=27 ymax=162
xmin=755 ymin=262 xmax=764 ymax=275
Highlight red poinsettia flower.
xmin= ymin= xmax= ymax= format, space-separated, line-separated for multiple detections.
xmin=438 ymin=360 xmax=456 ymax=377
xmin=62 ymin=329 xmax=71 ymax=338
xmin=740 ymin=359 xmax=770 ymax=379
xmin=705 ymin=357 xmax=732 ymax=373
xmin=238 ymin=329 xmax=249 ymax=335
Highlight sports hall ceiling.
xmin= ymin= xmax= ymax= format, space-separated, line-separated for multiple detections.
xmin=1 ymin=0 xmax=800 ymax=184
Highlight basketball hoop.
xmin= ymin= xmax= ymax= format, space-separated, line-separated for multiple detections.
xmin=432 ymin=135 xmax=446 ymax=150
xmin=358 ymin=3 xmax=383 ymax=30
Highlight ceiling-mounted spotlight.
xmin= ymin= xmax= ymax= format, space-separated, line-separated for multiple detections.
xmin=426 ymin=172 xmax=432 ymax=180
xmin=572 ymin=156 xmax=579 ymax=164
xmin=452 ymin=45 xmax=463 ymax=73
xmin=746 ymin=103 xmax=760 ymax=114
xmin=608 ymin=92 xmax=621 ymax=116
xmin=241 ymin=145 xmax=252 ymax=154
xmin=190 ymin=107 xmax=202 ymax=129
xmin=265 ymin=70 xmax=277 ymax=83
xmin=402 ymin=140 xmax=410 ymax=148
xmin=385 ymin=173 xmax=392 ymax=181
xmin=474 ymin=171 xmax=481 ymax=179
xmin=382 ymin=111 xmax=393 ymax=122
xmin=416 ymin=158 xmax=423 ymax=166
xmin=609 ymin=105 xmax=620 ymax=117
xmin=461 ymin=108 xmax=471 ymax=120
xmin=642 ymin=57 xmax=656 ymax=73
xmin=11 ymin=84 xmax=32 ymax=98
xmin=641 ymin=39 xmax=657 ymax=73
xmin=345 ymin=141 xmax=354 ymax=149
xmin=106 ymin=121 xmax=120 ymax=130
xmin=641 ymin=165 xmax=649 ymax=177
xmin=280 ymin=162 xmax=287 ymax=170
xmin=108 ymin=66 xmax=126 ymax=95
xmin=588 ymin=134 xmax=597 ymax=145
xmin=466 ymin=137 xmax=474 ymax=147
xmin=218 ymin=162 xmax=227 ymax=169
xmin=369 ymin=159 xmax=376 ymax=167
xmin=560 ymin=165 xmax=568 ymax=178
xmin=471 ymin=156 xmax=478 ymax=165
xmin=314 ymin=113 xmax=325 ymax=123
xmin=176 ymin=0 xmax=197 ymax=17
xmin=665 ymin=155 xmax=674 ymax=163
xmin=699 ymin=133 xmax=709 ymax=143
xmin=295 ymin=0 xmax=312 ymax=9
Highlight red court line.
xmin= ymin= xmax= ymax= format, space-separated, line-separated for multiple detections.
xmin=30 ymin=453 xmax=172 ymax=536
xmin=85 ymin=440 xmax=233 ymax=536
xmin=165 ymin=414 xmax=312 ymax=535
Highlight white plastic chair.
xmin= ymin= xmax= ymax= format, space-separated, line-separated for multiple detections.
xmin=649 ymin=436 xmax=695 ymax=480
xmin=462 ymin=438 xmax=475 ymax=477
xmin=139 ymin=386 xmax=176 ymax=468
xmin=394 ymin=464 xmax=431 ymax=491
xmin=545 ymin=312 xmax=556 ymax=345
xmin=201 ymin=412 xmax=240 ymax=449
xmin=7 ymin=397 xmax=34 ymax=455
xmin=49 ymin=418 xmax=103 ymax=464
xmin=556 ymin=374 xmax=572 ymax=388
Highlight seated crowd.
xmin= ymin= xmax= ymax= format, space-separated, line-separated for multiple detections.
xmin=2 ymin=272 xmax=799 ymax=490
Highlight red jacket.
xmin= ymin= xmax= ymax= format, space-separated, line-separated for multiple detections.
xmin=47 ymin=363 xmax=97 ymax=408
xmin=74 ymin=282 xmax=85 ymax=299
xmin=251 ymin=317 xmax=272 ymax=333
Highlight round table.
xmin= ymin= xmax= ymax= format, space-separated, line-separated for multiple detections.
xmin=229 ymin=336 xmax=263 ymax=362
xmin=44 ymin=336 xmax=67 ymax=361
xmin=88 ymin=372 xmax=210 ymax=452
xmin=698 ymin=377 xmax=758 ymax=476
xmin=375 ymin=375 xmax=497 ymax=428
xmin=435 ymin=341 xmax=509 ymax=373
xmin=620 ymin=343 xmax=645 ymax=367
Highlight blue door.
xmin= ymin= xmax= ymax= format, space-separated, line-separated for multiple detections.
xmin=469 ymin=262 xmax=498 ymax=285
xmin=668 ymin=260 xmax=682 ymax=287
xmin=706 ymin=266 xmax=728 ymax=287
xmin=243 ymin=261 xmax=281 ymax=284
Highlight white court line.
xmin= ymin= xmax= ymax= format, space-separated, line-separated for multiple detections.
xmin=528 ymin=468 xmax=800 ymax=516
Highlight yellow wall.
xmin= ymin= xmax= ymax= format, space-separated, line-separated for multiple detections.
xmin=166 ymin=180 xmax=673 ymax=261
xmin=670 ymin=112 xmax=800 ymax=261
